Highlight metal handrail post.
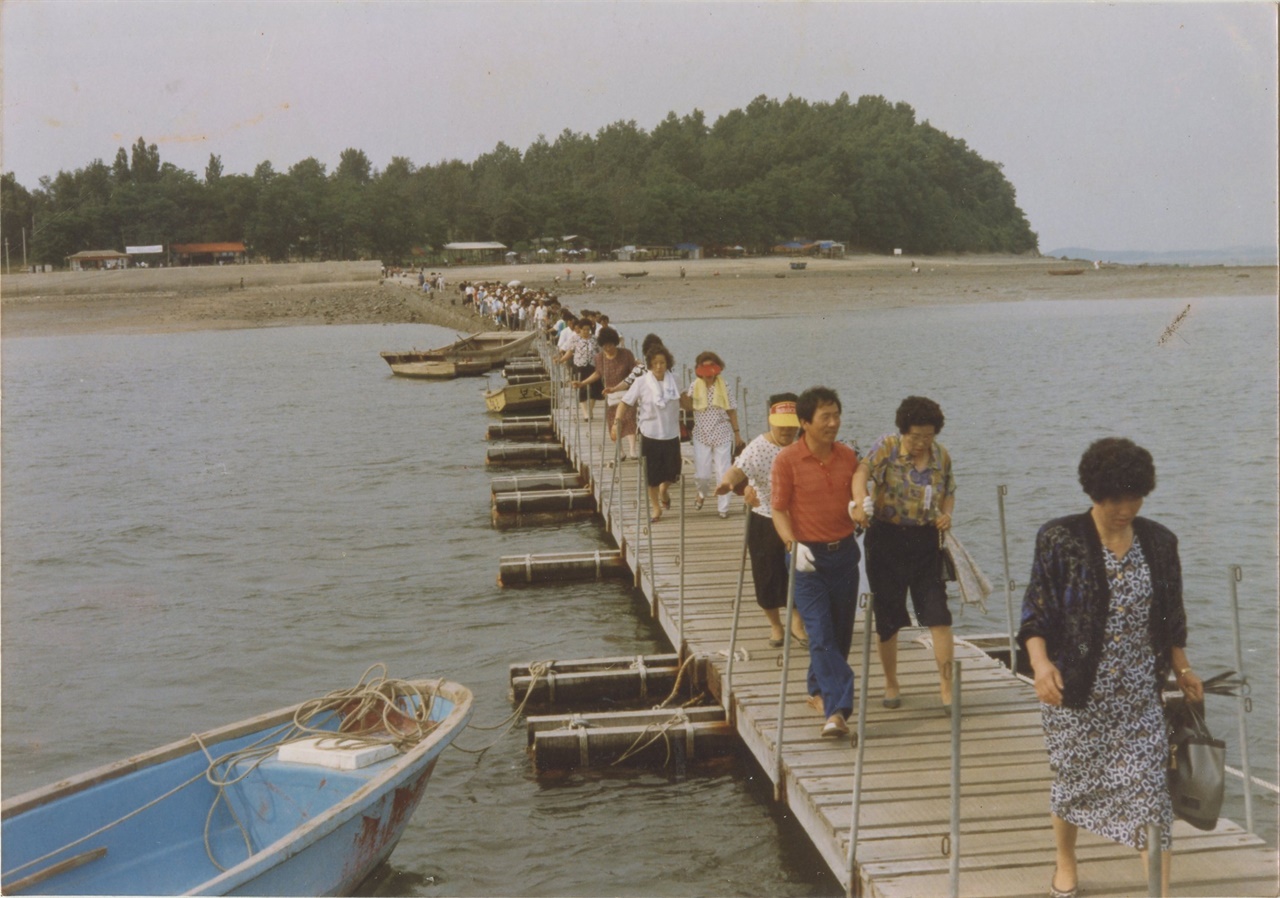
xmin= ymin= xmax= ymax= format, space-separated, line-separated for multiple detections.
xmin=997 ymin=485 xmax=1017 ymax=673
xmin=1145 ymin=823 xmax=1161 ymax=896
xmin=606 ymin=423 xmax=623 ymax=523
xmin=645 ymin=464 xmax=657 ymax=605
xmin=636 ymin=455 xmax=646 ymax=587
xmin=725 ymin=505 xmax=752 ymax=724
xmin=1228 ymin=565 xmax=1255 ymax=833
xmin=678 ymin=472 xmax=686 ymax=657
xmin=741 ymin=387 xmax=748 ymax=440
xmin=773 ymin=547 xmax=799 ymax=801
xmin=845 ymin=594 xmax=875 ymax=898
xmin=948 ymin=659 xmax=962 ymax=898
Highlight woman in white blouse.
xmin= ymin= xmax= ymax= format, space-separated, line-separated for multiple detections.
xmin=615 ymin=345 xmax=682 ymax=523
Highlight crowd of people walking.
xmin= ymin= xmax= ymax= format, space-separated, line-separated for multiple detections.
xmin=535 ymin=297 xmax=1201 ymax=897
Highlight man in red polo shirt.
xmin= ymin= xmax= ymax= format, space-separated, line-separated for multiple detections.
xmin=771 ymin=386 xmax=861 ymax=738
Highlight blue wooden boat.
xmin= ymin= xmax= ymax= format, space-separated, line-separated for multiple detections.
xmin=1 ymin=673 xmax=472 ymax=895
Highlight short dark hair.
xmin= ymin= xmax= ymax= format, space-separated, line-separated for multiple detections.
xmin=1078 ymin=437 xmax=1156 ymax=501
xmin=597 ymin=326 xmax=620 ymax=347
xmin=896 ymin=396 xmax=945 ymax=434
xmin=767 ymin=391 xmax=798 ymax=410
xmin=640 ymin=333 xmax=663 ymax=356
xmin=796 ymin=386 xmax=841 ymax=423
xmin=645 ymin=344 xmax=674 ymax=368
xmin=696 ymin=350 xmax=725 ymax=368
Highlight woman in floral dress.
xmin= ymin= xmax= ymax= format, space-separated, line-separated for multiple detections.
xmin=1018 ymin=438 xmax=1203 ymax=898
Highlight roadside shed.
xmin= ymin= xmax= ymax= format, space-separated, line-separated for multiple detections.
xmin=443 ymin=242 xmax=508 ymax=264
xmin=67 ymin=250 xmax=129 ymax=271
xmin=171 ymin=242 xmax=246 ymax=266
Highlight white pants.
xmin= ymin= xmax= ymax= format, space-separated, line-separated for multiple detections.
xmin=693 ymin=440 xmax=733 ymax=513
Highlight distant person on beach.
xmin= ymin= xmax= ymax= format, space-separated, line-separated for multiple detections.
xmin=575 ymin=326 xmax=637 ymax=460
xmin=616 ymin=345 xmax=682 ymax=522
xmin=715 ymin=393 xmax=809 ymax=647
xmin=769 ymin=386 xmax=862 ymax=740
xmin=1018 ymin=438 xmax=1202 ymax=898
xmin=852 ymin=396 xmax=956 ymax=712
xmin=682 ymin=351 xmax=743 ymax=518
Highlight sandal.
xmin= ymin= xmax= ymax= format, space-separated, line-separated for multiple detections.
xmin=1049 ymin=867 xmax=1077 ymax=898
xmin=694 ymin=494 xmax=705 ymax=510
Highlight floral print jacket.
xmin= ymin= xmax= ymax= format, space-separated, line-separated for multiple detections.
xmin=1017 ymin=511 xmax=1187 ymax=709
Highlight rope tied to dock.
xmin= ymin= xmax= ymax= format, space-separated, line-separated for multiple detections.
xmin=451 ymin=660 xmax=556 ymax=757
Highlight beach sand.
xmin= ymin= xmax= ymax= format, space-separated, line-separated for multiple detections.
xmin=2 ymin=256 xmax=1273 ymax=338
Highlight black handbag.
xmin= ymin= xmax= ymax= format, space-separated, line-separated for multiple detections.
xmin=1167 ymin=702 xmax=1226 ymax=831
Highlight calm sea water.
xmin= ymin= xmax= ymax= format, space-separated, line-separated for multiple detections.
xmin=2 ymin=293 xmax=1276 ymax=894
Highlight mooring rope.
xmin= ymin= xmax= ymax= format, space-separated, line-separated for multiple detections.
xmin=449 ymin=659 xmax=554 ymax=757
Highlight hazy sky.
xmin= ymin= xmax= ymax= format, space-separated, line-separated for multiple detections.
xmin=3 ymin=1 xmax=1275 ymax=253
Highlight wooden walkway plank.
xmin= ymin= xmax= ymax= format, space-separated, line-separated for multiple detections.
xmin=537 ymin=378 xmax=1278 ymax=898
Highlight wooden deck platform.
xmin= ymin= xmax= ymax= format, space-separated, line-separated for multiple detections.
xmin=535 ymin=376 xmax=1277 ymax=897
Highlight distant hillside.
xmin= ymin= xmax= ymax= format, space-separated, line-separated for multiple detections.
xmin=1046 ymin=245 xmax=1277 ymax=267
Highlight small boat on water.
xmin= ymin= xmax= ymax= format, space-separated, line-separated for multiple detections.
xmin=1 ymin=670 xmax=472 ymax=896
xmin=380 ymin=330 xmax=539 ymax=370
xmin=387 ymin=358 xmax=491 ymax=379
xmin=485 ymin=380 xmax=552 ymax=413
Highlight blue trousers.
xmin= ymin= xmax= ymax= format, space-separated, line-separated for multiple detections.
xmin=791 ymin=536 xmax=861 ymax=720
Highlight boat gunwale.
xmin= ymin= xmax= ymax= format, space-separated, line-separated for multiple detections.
xmin=380 ymin=329 xmax=538 ymax=365
xmin=0 ymin=679 xmax=473 ymax=821
xmin=187 ymin=679 xmax=472 ymax=894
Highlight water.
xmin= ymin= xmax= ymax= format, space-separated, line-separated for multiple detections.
xmin=2 ymin=294 xmax=1276 ymax=893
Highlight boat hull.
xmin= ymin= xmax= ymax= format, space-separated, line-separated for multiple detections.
xmin=485 ymin=381 xmax=552 ymax=413
xmin=380 ymin=330 xmax=539 ymax=369
xmin=387 ymin=359 xmax=489 ymax=379
xmin=1 ymin=680 xmax=472 ymax=896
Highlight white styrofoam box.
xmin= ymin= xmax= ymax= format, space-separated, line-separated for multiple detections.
xmin=277 ymin=737 xmax=398 ymax=770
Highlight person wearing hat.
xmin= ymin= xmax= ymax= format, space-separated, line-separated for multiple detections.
xmin=682 ymin=351 xmax=744 ymax=518
xmin=714 ymin=393 xmax=809 ymax=647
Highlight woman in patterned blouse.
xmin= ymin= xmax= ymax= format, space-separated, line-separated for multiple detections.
xmin=851 ymin=396 xmax=956 ymax=712
xmin=1017 ymin=438 xmax=1203 ymax=898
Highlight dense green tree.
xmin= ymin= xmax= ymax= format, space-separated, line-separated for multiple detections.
xmin=15 ymin=97 xmax=1038 ymax=266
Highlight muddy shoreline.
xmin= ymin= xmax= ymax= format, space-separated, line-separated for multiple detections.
xmin=2 ymin=256 xmax=1273 ymax=338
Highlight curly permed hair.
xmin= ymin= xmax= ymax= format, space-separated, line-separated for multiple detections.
xmin=1077 ymin=437 xmax=1156 ymax=501
xmin=895 ymin=396 xmax=945 ymax=434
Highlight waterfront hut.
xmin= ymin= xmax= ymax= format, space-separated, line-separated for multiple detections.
xmin=67 ymin=249 xmax=129 ymax=271
xmin=443 ymin=242 xmax=508 ymax=265
xmin=171 ymin=242 xmax=247 ymax=266
xmin=675 ymin=242 xmax=703 ymax=260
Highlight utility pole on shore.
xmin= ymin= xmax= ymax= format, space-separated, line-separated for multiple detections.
xmin=4 ymin=237 xmax=10 ymax=275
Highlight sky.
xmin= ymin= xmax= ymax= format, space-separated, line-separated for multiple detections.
xmin=2 ymin=1 xmax=1275 ymax=254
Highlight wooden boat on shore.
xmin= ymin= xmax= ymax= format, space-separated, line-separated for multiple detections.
xmin=618 ymin=271 xmax=648 ymax=279
xmin=387 ymin=358 xmax=491 ymax=379
xmin=380 ymin=330 xmax=539 ymax=370
xmin=1 ymin=673 xmax=472 ymax=896
xmin=485 ymin=380 xmax=552 ymax=413
xmin=1047 ymin=268 xmax=1086 ymax=276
